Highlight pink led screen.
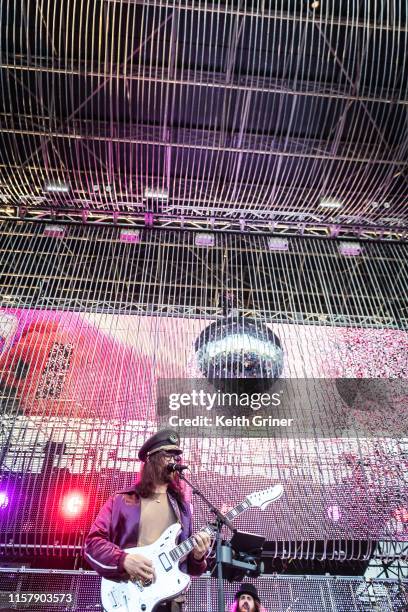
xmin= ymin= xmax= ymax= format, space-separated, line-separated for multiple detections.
xmin=0 ymin=308 xmax=407 ymax=544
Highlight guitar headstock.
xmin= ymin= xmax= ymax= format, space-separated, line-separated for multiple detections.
xmin=245 ymin=485 xmax=284 ymax=510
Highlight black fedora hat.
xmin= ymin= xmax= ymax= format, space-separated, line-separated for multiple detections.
xmin=235 ymin=583 xmax=260 ymax=603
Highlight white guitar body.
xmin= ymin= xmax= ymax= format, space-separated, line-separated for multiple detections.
xmin=101 ymin=484 xmax=284 ymax=612
xmin=101 ymin=523 xmax=188 ymax=612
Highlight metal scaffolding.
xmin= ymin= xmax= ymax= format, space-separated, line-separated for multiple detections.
xmin=0 ymin=221 xmax=407 ymax=328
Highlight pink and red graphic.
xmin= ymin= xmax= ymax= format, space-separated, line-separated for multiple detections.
xmin=0 ymin=309 xmax=154 ymax=419
xmin=1 ymin=308 xmax=407 ymax=421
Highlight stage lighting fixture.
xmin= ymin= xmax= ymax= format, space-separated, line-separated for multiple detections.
xmin=319 ymin=197 xmax=342 ymax=209
xmin=44 ymin=182 xmax=70 ymax=193
xmin=120 ymin=229 xmax=140 ymax=244
xmin=144 ymin=187 xmax=168 ymax=200
xmin=195 ymin=233 xmax=214 ymax=247
xmin=0 ymin=491 xmax=9 ymax=509
xmin=61 ymin=491 xmax=86 ymax=518
xmin=267 ymin=237 xmax=289 ymax=252
xmin=43 ymin=224 xmax=66 ymax=238
xmin=338 ymin=241 xmax=362 ymax=256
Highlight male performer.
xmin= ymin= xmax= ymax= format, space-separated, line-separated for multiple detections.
xmin=230 ymin=583 xmax=267 ymax=612
xmin=84 ymin=429 xmax=211 ymax=611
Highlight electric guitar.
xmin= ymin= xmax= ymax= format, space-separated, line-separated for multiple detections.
xmin=100 ymin=484 xmax=284 ymax=612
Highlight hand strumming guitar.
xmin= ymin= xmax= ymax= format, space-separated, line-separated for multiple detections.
xmin=123 ymin=553 xmax=156 ymax=583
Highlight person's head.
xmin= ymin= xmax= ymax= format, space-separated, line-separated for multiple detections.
xmin=230 ymin=583 xmax=265 ymax=612
xmin=136 ymin=429 xmax=185 ymax=502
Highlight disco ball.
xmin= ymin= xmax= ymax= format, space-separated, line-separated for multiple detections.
xmin=194 ymin=317 xmax=284 ymax=381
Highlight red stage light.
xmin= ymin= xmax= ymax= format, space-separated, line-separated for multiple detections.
xmin=61 ymin=491 xmax=86 ymax=518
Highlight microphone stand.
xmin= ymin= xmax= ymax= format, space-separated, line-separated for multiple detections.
xmin=176 ymin=469 xmax=236 ymax=612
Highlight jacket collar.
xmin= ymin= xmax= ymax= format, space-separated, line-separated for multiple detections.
xmin=116 ymin=485 xmax=139 ymax=495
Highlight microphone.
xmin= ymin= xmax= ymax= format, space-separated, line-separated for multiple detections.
xmin=167 ymin=462 xmax=189 ymax=473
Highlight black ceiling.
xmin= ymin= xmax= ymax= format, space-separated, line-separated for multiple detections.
xmin=0 ymin=1 xmax=407 ymax=232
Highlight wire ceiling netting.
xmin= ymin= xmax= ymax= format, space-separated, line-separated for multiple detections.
xmin=0 ymin=223 xmax=407 ymax=563
xmin=0 ymin=1 xmax=407 ymax=229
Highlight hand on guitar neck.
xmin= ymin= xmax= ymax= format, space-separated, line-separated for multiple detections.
xmin=191 ymin=530 xmax=212 ymax=561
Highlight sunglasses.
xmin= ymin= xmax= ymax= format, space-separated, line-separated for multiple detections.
xmin=162 ymin=451 xmax=182 ymax=462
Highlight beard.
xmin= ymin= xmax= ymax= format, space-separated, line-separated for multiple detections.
xmin=136 ymin=454 xmax=184 ymax=503
xmin=239 ymin=600 xmax=258 ymax=612
xmin=161 ymin=465 xmax=173 ymax=483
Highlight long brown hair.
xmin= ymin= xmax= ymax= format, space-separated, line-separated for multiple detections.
xmin=135 ymin=451 xmax=186 ymax=506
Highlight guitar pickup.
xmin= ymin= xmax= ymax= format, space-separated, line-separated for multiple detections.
xmin=158 ymin=552 xmax=172 ymax=571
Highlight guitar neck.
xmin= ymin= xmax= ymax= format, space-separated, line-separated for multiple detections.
xmin=170 ymin=499 xmax=251 ymax=562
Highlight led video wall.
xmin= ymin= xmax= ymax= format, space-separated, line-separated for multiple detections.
xmin=0 ymin=308 xmax=407 ymax=553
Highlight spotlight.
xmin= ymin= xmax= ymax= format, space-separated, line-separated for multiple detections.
xmin=338 ymin=241 xmax=362 ymax=257
xmin=61 ymin=491 xmax=86 ymax=518
xmin=44 ymin=182 xmax=70 ymax=193
xmin=144 ymin=187 xmax=168 ymax=200
xmin=319 ymin=197 xmax=342 ymax=209
xmin=195 ymin=233 xmax=214 ymax=247
xmin=0 ymin=491 xmax=9 ymax=509
xmin=43 ymin=225 xmax=66 ymax=238
xmin=267 ymin=237 xmax=289 ymax=252
xmin=120 ymin=229 xmax=140 ymax=244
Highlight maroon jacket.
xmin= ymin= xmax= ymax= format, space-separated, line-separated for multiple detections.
xmin=83 ymin=485 xmax=207 ymax=581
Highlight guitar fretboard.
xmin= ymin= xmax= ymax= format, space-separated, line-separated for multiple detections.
xmin=169 ymin=500 xmax=251 ymax=562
